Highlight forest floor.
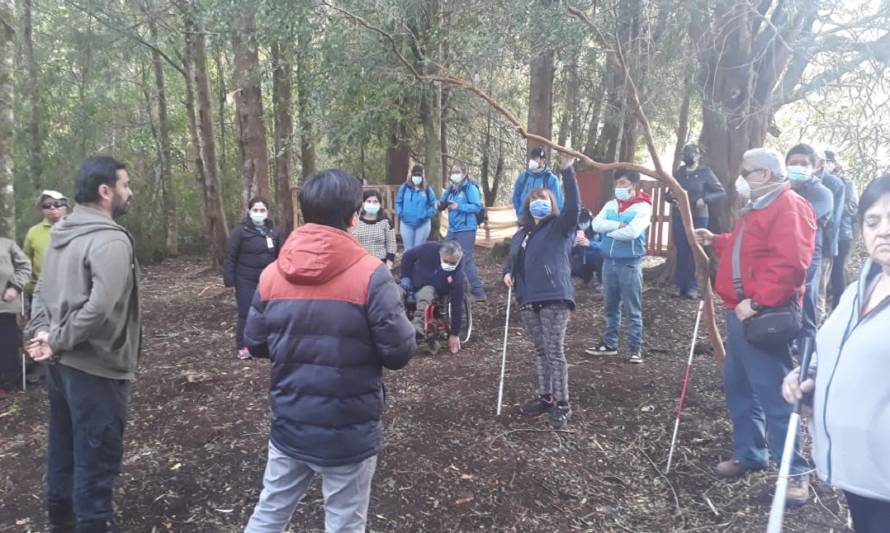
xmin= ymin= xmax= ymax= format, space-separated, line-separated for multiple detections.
xmin=0 ymin=253 xmax=854 ymax=532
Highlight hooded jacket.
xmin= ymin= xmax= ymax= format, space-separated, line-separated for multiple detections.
xmin=223 ymin=217 xmax=282 ymax=290
xmin=395 ymin=183 xmax=438 ymax=227
xmin=440 ymin=180 xmax=483 ymax=234
xmin=245 ymin=224 xmax=416 ymax=466
xmin=26 ymin=205 xmax=141 ymax=381
xmin=0 ymin=238 xmax=31 ymax=315
xmin=813 ymin=260 xmax=890 ymax=500
xmin=512 ymin=168 xmax=565 ymax=218
xmin=592 ymin=191 xmax=653 ymax=260
xmin=504 ymin=166 xmax=581 ymax=307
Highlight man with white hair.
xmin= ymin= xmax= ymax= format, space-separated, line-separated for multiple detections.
xmin=694 ymin=147 xmax=817 ymax=506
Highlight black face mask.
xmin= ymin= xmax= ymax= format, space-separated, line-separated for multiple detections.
xmin=683 ymin=155 xmax=696 ymax=166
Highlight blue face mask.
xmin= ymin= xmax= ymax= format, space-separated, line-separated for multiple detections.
xmin=786 ymin=165 xmax=813 ymax=183
xmin=250 ymin=212 xmax=267 ymax=225
xmin=529 ymin=199 xmax=552 ymax=218
xmin=615 ymin=187 xmax=632 ymax=202
xmin=363 ymin=203 xmax=380 ymax=215
xmin=578 ymin=221 xmax=591 ymax=231
xmin=441 ymin=261 xmax=458 ymax=272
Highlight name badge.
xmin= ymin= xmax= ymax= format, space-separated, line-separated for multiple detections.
xmin=266 ymin=236 xmax=274 ymax=249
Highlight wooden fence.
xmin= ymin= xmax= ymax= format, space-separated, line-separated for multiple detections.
xmin=290 ymin=181 xmax=673 ymax=257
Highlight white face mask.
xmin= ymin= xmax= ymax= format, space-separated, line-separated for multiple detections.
xmin=250 ymin=211 xmax=268 ymax=224
xmin=449 ymin=174 xmax=463 ymax=184
xmin=734 ymin=176 xmax=752 ymax=199
xmin=411 ymin=176 xmax=423 ymax=186
xmin=441 ymin=261 xmax=458 ymax=272
xmin=363 ymin=202 xmax=380 ymax=215
xmin=528 ymin=159 xmax=540 ymax=171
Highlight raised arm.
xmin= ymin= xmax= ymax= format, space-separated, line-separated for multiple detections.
xmin=555 ymin=165 xmax=580 ymax=235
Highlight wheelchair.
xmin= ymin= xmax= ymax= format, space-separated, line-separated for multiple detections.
xmin=404 ymin=286 xmax=473 ymax=353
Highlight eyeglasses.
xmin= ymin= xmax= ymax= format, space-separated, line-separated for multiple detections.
xmin=739 ymin=168 xmax=766 ymax=178
xmin=41 ymin=202 xmax=68 ymax=210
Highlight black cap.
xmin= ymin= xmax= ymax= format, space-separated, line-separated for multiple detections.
xmin=529 ymin=146 xmax=546 ymax=159
xmin=682 ymin=143 xmax=700 ymax=157
xmin=411 ymin=164 xmax=424 ymax=176
xmin=824 ymin=150 xmax=837 ymax=162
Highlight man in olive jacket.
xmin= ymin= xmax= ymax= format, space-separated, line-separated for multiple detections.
xmin=27 ymin=156 xmax=140 ymax=533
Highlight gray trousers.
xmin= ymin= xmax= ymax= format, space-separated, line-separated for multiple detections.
xmin=244 ymin=441 xmax=378 ymax=533
xmin=520 ymin=302 xmax=571 ymax=403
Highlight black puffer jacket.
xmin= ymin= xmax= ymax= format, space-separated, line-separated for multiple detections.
xmin=223 ymin=218 xmax=282 ymax=291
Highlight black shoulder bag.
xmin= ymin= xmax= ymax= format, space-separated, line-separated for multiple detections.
xmin=731 ymin=220 xmax=802 ymax=348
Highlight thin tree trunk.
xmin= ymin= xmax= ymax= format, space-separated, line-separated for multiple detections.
xmin=214 ymin=48 xmax=228 ymax=189
xmin=526 ymin=49 xmax=555 ymax=154
xmin=20 ymin=0 xmax=41 ymax=190
xmin=582 ymin=75 xmax=606 ymax=158
xmin=185 ymin=14 xmax=228 ymax=265
xmin=419 ymin=83 xmax=441 ymax=189
xmin=148 ymin=14 xmax=177 ymax=255
xmin=232 ymin=9 xmax=270 ymax=204
xmin=296 ymin=30 xmax=316 ymax=181
xmin=0 ymin=0 xmax=14 ymax=239
xmin=386 ymin=118 xmax=411 ymax=185
xmin=271 ymin=41 xmax=295 ymax=233
xmin=672 ymin=72 xmax=692 ymax=173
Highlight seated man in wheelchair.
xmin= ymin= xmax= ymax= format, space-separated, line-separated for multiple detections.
xmin=399 ymin=240 xmax=467 ymax=354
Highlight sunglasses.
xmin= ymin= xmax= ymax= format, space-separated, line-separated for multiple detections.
xmin=41 ymin=201 xmax=68 ymax=209
xmin=739 ymin=168 xmax=765 ymax=178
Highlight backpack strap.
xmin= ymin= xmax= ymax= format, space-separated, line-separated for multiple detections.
xmin=731 ymin=219 xmax=747 ymax=302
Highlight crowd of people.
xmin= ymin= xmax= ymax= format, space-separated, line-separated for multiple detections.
xmin=2 ymin=140 xmax=887 ymax=532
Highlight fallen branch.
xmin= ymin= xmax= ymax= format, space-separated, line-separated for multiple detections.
xmin=324 ymin=0 xmax=725 ymax=362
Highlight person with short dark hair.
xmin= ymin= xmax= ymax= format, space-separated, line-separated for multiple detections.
xmin=587 ymin=169 xmax=652 ymax=364
xmin=668 ymin=144 xmax=726 ymax=299
xmin=440 ymin=163 xmax=486 ymax=301
xmin=399 ymin=240 xmax=466 ymax=353
xmin=695 ymin=147 xmax=815 ymax=507
xmin=26 ymin=155 xmax=140 ymax=532
xmin=571 ymin=208 xmax=603 ymax=289
xmin=512 ymin=146 xmax=565 ymax=218
xmin=786 ymin=143 xmax=834 ymax=348
xmin=395 ymin=164 xmax=438 ymax=250
xmin=243 ymin=169 xmax=415 ymax=533
xmin=783 ymin=173 xmax=890 ymax=532
xmin=223 ymin=196 xmax=282 ymax=359
xmin=351 ymin=190 xmax=396 ymax=269
xmin=504 ymin=152 xmax=580 ymax=429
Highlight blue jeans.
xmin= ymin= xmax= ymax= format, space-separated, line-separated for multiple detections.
xmin=601 ymin=257 xmax=643 ymax=352
xmin=446 ymin=230 xmax=485 ymax=297
xmin=799 ymin=251 xmax=822 ymax=347
xmin=673 ymin=215 xmax=708 ymax=293
xmin=47 ymin=364 xmax=130 ymax=530
xmin=400 ymin=220 xmax=431 ymax=251
xmin=723 ymin=310 xmax=807 ymax=473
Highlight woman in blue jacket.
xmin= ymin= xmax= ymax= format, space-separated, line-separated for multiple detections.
xmin=503 ymin=153 xmax=579 ymax=430
xmin=395 ymin=164 xmax=438 ymax=250
xmin=783 ymin=173 xmax=890 ymax=532
xmin=440 ymin=164 xmax=486 ymax=301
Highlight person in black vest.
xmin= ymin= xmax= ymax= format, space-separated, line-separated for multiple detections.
xmin=224 ymin=197 xmax=282 ymax=359
xmin=667 ymin=143 xmax=726 ymax=299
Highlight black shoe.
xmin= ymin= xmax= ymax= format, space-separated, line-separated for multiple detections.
xmin=521 ymin=394 xmax=554 ymax=416
xmin=550 ymin=402 xmax=572 ymax=430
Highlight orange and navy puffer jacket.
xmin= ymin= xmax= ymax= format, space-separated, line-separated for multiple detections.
xmin=245 ymin=223 xmax=416 ymax=466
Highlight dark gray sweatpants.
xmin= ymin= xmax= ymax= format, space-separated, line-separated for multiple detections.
xmin=520 ymin=302 xmax=571 ymax=403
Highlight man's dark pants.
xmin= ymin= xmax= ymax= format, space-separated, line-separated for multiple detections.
xmin=46 ymin=364 xmax=130 ymax=532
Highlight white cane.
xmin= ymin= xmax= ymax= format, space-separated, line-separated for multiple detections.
xmin=665 ymin=300 xmax=704 ymax=473
xmin=496 ymin=286 xmax=512 ymax=416
xmin=21 ymin=295 xmax=26 ymax=392
xmin=766 ymin=336 xmax=815 ymax=533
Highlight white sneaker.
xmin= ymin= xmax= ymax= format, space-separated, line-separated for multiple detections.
xmin=628 ymin=352 xmax=643 ymax=364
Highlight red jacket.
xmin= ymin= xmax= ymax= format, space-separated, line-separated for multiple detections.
xmin=713 ymin=184 xmax=816 ymax=310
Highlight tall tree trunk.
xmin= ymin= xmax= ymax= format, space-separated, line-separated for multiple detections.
xmin=271 ymin=41 xmax=295 ymax=233
xmin=385 ymin=119 xmax=410 ymax=186
xmin=148 ymin=14 xmax=177 ymax=255
xmin=557 ymin=53 xmax=579 ymax=149
xmin=672 ymin=72 xmax=693 ymax=173
xmin=582 ymin=74 xmax=606 ymax=158
xmin=296 ymin=30 xmax=316 ymax=181
xmin=0 ymin=0 xmax=14 ymax=239
xmin=419 ymin=83 xmax=441 ymax=189
xmin=233 ymin=9 xmax=270 ymax=205
xmin=185 ymin=14 xmax=228 ymax=265
xmin=214 ymin=48 xmax=228 ymax=189
xmin=20 ymin=0 xmax=41 ymax=190
xmin=526 ymin=49 xmax=555 ymax=154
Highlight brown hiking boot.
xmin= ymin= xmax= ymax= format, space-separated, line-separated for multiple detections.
xmin=785 ymin=477 xmax=810 ymax=507
xmin=716 ymin=460 xmax=756 ymax=478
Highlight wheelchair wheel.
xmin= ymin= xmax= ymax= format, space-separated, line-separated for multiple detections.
xmin=448 ymin=294 xmax=472 ymax=344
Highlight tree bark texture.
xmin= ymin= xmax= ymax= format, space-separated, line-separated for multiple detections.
xmin=296 ymin=30 xmax=316 ymax=181
xmin=232 ymin=9 xmax=270 ymax=204
xmin=526 ymin=49 xmax=554 ymax=154
xmin=148 ymin=14 xmax=177 ymax=255
xmin=20 ymin=0 xmax=41 ymax=190
xmin=271 ymin=41 xmax=295 ymax=233
xmin=0 ymin=0 xmax=14 ymax=239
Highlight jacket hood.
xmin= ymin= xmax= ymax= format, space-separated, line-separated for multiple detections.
xmin=50 ymin=205 xmax=129 ymax=249
xmin=277 ymin=224 xmax=368 ymax=285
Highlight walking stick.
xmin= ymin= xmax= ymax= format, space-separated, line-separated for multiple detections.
xmin=665 ymin=300 xmax=704 ymax=473
xmin=21 ymin=296 xmax=26 ymax=392
xmin=495 ymin=286 xmax=513 ymax=416
xmin=766 ymin=336 xmax=816 ymax=533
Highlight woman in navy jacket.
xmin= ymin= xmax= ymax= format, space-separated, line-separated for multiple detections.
xmin=223 ymin=197 xmax=282 ymax=358
xmin=503 ymin=153 xmax=579 ymax=430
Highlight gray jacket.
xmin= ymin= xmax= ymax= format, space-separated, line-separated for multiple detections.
xmin=813 ymin=259 xmax=890 ymax=500
xmin=0 ymin=238 xmax=31 ymax=315
xmin=27 ymin=205 xmax=142 ymax=381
